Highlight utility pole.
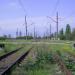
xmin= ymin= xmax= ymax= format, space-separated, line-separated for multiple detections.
xmin=25 ymin=16 xmax=27 ymax=40
xmin=19 ymin=31 xmax=22 ymax=37
xmin=56 ymin=12 xmax=58 ymax=39
xmin=50 ymin=24 xmax=51 ymax=40
xmin=16 ymin=28 xmax=18 ymax=37
xmin=34 ymin=26 xmax=36 ymax=40
xmin=47 ymin=12 xmax=59 ymax=40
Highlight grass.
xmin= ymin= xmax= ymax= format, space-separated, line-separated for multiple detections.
xmin=4 ymin=40 xmax=72 ymax=75
xmin=11 ymin=44 xmax=65 ymax=75
xmin=0 ymin=43 xmax=25 ymax=56
xmin=0 ymin=39 xmax=75 ymax=75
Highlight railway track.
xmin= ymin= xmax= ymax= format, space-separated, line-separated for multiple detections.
xmin=0 ymin=46 xmax=32 ymax=75
xmin=0 ymin=47 xmax=23 ymax=61
xmin=54 ymin=52 xmax=72 ymax=75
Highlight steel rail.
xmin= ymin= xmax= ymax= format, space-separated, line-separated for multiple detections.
xmin=1 ymin=47 xmax=32 ymax=75
xmin=54 ymin=52 xmax=72 ymax=75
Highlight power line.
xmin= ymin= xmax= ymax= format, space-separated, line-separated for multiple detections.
xmin=18 ymin=0 xmax=27 ymax=15
xmin=52 ymin=0 xmax=75 ymax=22
xmin=18 ymin=0 xmax=28 ymax=40
xmin=47 ymin=12 xmax=59 ymax=40
xmin=51 ymin=0 xmax=60 ymax=16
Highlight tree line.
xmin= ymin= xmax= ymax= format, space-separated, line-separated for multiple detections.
xmin=0 ymin=24 xmax=75 ymax=40
xmin=59 ymin=24 xmax=75 ymax=40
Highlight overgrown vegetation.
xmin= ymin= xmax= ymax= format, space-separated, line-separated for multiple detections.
xmin=16 ymin=36 xmax=33 ymax=40
xmin=11 ymin=44 xmax=65 ymax=75
xmin=0 ymin=43 xmax=23 ymax=56
xmin=57 ymin=50 xmax=75 ymax=75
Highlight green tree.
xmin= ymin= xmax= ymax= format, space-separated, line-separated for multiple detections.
xmin=59 ymin=28 xmax=64 ymax=40
xmin=72 ymin=28 xmax=75 ymax=40
xmin=65 ymin=24 xmax=71 ymax=40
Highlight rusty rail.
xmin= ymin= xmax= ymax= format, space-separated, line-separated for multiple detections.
xmin=0 ymin=47 xmax=33 ymax=75
xmin=54 ymin=52 xmax=72 ymax=75
xmin=0 ymin=47 xmax=23 ymax=61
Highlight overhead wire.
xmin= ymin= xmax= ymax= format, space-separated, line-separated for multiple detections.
xmin=47 ymin=0 xmax=60 ymax=23
xmin=47 ymin=0 xmax=60 ymax=21
xmin=18 ymin=0 xmax=27 ymax=15
xmin=50 ymin=0 xmax=74 ymax=22
xmin=53 ymin=0 xmax=75 ymax=22
xmin=51 ymin=0 xmax=60 ymax=16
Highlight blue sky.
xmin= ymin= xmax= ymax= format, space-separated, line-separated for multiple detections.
xmin=0 ymin=0 xmax=75 ymax=37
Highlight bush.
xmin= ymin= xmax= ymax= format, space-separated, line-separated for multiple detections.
xmin=16 ymin=36 xmax=33 ymax=40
